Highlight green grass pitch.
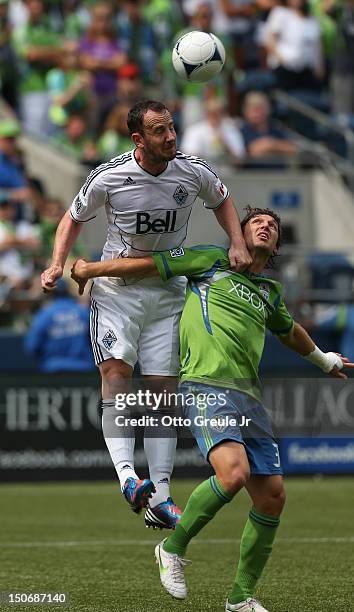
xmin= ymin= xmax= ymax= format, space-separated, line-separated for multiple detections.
xmin=1 ymin=478 xmax=354 ymax=612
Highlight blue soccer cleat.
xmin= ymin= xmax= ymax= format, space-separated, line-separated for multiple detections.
xmin=122 ymin=477 xmax=155 ymax=514
xmin=145 ymin=497 xmax=182 ymax=529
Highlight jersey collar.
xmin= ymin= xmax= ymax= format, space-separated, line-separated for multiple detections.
xmin=133 ymin=149 xmax=171 ymax=178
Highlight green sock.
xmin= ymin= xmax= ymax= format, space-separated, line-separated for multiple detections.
xmin=229 ymin=507 xmax=280 ymax=605
xmin=163 ymin=476 xmax=233 ymax=557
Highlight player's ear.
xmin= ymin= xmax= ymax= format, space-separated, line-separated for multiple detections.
xmin=131 ymin=131 xmax=143 ymax=148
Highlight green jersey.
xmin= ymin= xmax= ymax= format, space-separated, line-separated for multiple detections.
xmin=152 ymin=245 xmax=294 ymax=399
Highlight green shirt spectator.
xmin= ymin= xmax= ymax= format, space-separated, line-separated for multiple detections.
xmin=310 ymin=0 xmax=339 ymax=58
xmin=12 ymin=0 xmax=61 ymax=136
xmin=13 ymin=14 xmax=61 ymax=94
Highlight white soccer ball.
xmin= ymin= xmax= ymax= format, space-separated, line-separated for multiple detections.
xmin=172 ymin=30 xmax=226 ymax=83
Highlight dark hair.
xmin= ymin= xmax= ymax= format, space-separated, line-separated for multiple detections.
xmin=241 ymin=206 xmax=282 ymax=266
xmin=127 ymin=100 xmax=169 ymax=135
xmin=288 ymin=0 xmax=310 ymax=16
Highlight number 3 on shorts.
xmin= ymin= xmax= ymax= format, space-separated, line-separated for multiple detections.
xmin=272 ymin=442 xmax=281 ymax=468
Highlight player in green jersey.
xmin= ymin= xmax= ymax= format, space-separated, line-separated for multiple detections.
xmin=71 ymin=207 xmax=353 ymax=612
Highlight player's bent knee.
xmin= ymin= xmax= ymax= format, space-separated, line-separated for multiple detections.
xmin=100 ymin=358 xmax=132 ymax=379
xmin=99 ymin=358 xmax=133 ymax=396
xmin=216 ymin=466 xmax=250 ymax=496
xmin=258 ymin=485 xmax=286 ymax=516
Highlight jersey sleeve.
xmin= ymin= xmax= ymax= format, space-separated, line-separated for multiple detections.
xmin=152 ymin=246 xmax=229 ymax=281
xmin=70 ymin=170 xmax=107 ymax=223
xmin=266 ymin=295 xmax=294 ymax=336
xmin=194 ymin=159 xmax=229 ymax=210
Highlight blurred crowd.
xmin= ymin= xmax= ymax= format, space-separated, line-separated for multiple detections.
xmin=0 ymin=0 xmax=353 ymax=338
xmin=0 ymin=0 xmax=352 ymax=165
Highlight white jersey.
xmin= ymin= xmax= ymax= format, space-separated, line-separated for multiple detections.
xmin=70 ymin=149 xmax=229 ymax=256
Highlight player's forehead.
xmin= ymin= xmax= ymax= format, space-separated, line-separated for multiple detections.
xmin=143 ymin=109 xmax=173 ymax=131
xmin=249 ymin=214 xmax=278 ymax=229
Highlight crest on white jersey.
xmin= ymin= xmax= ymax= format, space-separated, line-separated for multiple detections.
xmin=173 ymin=184 xmax=188 ymax=205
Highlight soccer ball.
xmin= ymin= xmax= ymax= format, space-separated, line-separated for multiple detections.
xmin=172 ymin=31 xmax=226 ymax=83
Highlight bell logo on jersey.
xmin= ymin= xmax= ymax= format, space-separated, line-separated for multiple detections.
xmin=136 ymin=211 xmax=177 ymax=234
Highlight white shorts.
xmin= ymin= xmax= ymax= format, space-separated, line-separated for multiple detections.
xmin=90 ymin=277 xmax=186 ymax=376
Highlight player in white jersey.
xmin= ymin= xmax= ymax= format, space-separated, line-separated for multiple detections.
xmin=41 ymin=100 xmax=252 ymax=529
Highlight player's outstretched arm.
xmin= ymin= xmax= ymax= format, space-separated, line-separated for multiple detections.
xmin=41 ymin=210 xmax=83 ymax=292
xmin=279 ymin=321 xmax=354 ymax=379
xmin=213 ymin=196 xmax=252 ymax=271
xmin=71 ymin=256 xmax=158 ymax=295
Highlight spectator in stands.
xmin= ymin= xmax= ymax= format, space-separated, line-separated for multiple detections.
xmin=241 ymin=91 xmax=298 ymax=164
xmin=0 ymin=198 xmax=40 ymax=290
xmin=116 ymin=63 xmax=143 ymax=106
xmin=97 ymin=103 xmax=132 ymax=161
xmin=0 ymin=119 xmax=33 ymax=205
xmin=255 ymin=0 xmax=281 ymax=66
xmin=330 ymin=0 xmax=354 ymax=119
xmin=143 ymin=0 xmax=182 ymax=56
xmin=63 ymin=0 xmax=91 ymax=41
xmin=79 ymin=2 xmax=126 ymax=133
xmin=12 ymin=0 xmax=62 ymax=136
xmin=181 ymin=97 xmax=245 ymax=169
xmin=265 ymin=0 xmax=324 ymax=92
xmin=213 ymin=0 xmax=258 ymax=69
xmin=100 ymin=63 xmax=144 ymax=122
xmin=24 ymin=278 xmax=95 ymax=372
xmin=46 ymin=39 xmax=91 ymax=130
xmin=0 ymin=0 xmax=18 ymax=110
xmin=145 ymin=0 xmax=183 ymax=48
xmin=116 ymin=0 xmax=158 ymax=87
xmin=52 ymin=112 xmax=98 ymax=164
xmin=310 ymin=0 xmax=338 ymax=78
xmin=8 ymin=0 xmax=28 ymax=30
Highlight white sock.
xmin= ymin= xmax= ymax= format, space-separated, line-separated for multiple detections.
xmin=144 ymin=413 xmax=176 ymax=507
xmin=101 ymin=399 xmax=138 ymax=490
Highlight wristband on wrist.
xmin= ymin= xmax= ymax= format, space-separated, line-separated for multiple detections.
xmin=304 ymin=346 xmax=343 ymax=373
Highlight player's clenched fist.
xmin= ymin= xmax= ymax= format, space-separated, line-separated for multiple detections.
xmin=71 ymin=258 xmax=88 ymax=295
xmin=41 ymin=264 xmax=63 ymax=292
xmin=228 ymin=244 xmax=253 ymax=272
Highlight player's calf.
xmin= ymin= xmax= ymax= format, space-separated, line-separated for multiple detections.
xmin=246 ymin=475 xmax=286 ymax=518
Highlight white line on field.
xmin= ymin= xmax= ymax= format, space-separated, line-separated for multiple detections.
xmin=1 ymin=536 xmax=354 ymax=548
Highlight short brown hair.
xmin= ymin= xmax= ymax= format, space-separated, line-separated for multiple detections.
xmin=127 ymin=100 xmax=169 ymax=135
